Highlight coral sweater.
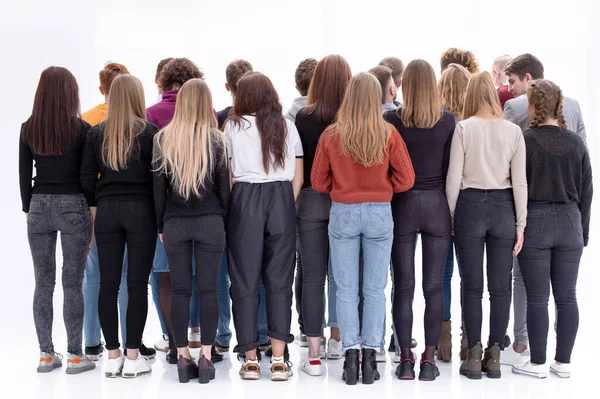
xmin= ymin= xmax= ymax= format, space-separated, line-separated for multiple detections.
xmin=311 ymin=127 xmax=415 ymax=203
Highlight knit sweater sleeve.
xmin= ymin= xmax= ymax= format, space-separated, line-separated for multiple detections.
xmin=19 ymin=131 xmax=34 ymax=213
xmin=580 ymin=146 xmax=593 ymax=246
xmin=511 ymin=131 xmax=528 ymax=233
xmin=310 ymin=133 xmax=332 ymax=194
xmin=446 ymin=123 xmax=465 ymax=217
xmin=388 ymin=129 xmax=415 ymax=193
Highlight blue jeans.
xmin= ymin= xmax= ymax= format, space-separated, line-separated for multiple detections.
xmin=443 ymin=237 xmax=455 ymax=322
xmin=83 ymin=240 xmax=128 ymax=347
xmin=329 ymin=202 xmax=393 ymax=350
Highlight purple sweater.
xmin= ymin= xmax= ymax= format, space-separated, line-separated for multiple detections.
xmin=146 ymin=90 xmax=178 ymax=129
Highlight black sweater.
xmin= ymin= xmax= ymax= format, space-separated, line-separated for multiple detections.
xmin=524 ymin=126 xmax=593 ymax=245
xmin=294 ymin=109 xmax=331 ymax=189
xmin=80 ymin=121 xmax=159 ymax=206
xmin=384 ymin=109 xmax=455 ymax=190
xmin=19 ymin=119 xmax=91 ymax=212
xmin=217 ymin=106 xmax=232 ymax=130
xmin=153 ymin=143 xmax=230 ymax=233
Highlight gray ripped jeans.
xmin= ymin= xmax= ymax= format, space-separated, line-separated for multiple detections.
xmin=27 ymin=194 xmax=91 ymax=354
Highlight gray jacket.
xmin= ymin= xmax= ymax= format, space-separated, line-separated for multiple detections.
xmin=285 ymin=96 xmax=308 ymax=122
xmin=504 ymin=93 xmax=586 ymax=144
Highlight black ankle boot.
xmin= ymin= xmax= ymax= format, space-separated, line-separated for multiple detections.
xmin=176 ymin=356 xmax=198 ymax=383
xmin=361 ymin=349 xmax=380 ymax=384
xmin=342 ymin=349 xmax=360 ymax=385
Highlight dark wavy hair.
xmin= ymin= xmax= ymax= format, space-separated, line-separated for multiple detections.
xmin=158 ymin=58 xmax=203 ymax=92
xmin=440 ymin=48 xmax=479 ymax=74
xmin=228 ymin=72 xmax=287 ymax=174
xmin=22 ymin=66 xmax=81 ymax=156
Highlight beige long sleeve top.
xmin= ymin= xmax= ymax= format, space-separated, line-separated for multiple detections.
xmin=446 ymin=116 xmax=528 ymax=232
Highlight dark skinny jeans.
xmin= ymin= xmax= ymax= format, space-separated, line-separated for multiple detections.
xmin=454 ymin=189 xmax=515 ymax=349
xmin=518 ymin=202 xmax=583 ymax=364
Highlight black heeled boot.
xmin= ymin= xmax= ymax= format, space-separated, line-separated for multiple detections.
xmin=362 ymin=349 xmax=380 ymax=384
xmin=342 ymin=349 xmax=360 ymax=385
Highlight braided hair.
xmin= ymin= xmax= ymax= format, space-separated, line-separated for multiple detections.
xmin=527 ymin=79 xmax=567 ymax=128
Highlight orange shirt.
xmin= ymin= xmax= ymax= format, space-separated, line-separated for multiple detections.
xmin=81 ymin=103 xmax=107 ymax=127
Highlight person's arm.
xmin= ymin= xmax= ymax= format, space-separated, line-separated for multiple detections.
xmin=152 ymin=161 xmax=168 ymax=235
xmin=442 ymin=118 xmax=456 ymax=179
xmin=445 ymin=124 xmax=465 ymax=217
xmin=292 ymin=158 xmax=304 ymax=200
xmin=80 ymin=131 xmax=99 ymax=208
xmin=389 ymin=130 xmax=415 ymax=193
xmin=18 ymin=133 xmax=34 ymax=213
xmin=511 ymin=132 xmax=528 ymax=233
xmin=310 ymin=134 xmax=332 ymax=194
xmin=214 ymin=146 xmax=231 ymax=226
xmin=580 ymin=146 xmax=593 ymax=246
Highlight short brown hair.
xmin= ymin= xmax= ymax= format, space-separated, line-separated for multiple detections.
xmin=226 ymin=59 xmax=253 ymax=95
xmin=159 ymin=58 xmax=203 ymax=92
xmin=156 ymin=58 xmax=173 ymax=77
xmin=99 ymin=62 xmax=129 ymax=95
xmin=379 ymin=57 xmax=404 ymax=84
xmin=368 ymin=66 xmax=394 ymax=103
xmin=440 ymin=48 xmax=479 ymax=74
xmin=295 ymin=58 xmax=318 ymax=96
xmin=504 ymin=53 xmax=544 ymax=80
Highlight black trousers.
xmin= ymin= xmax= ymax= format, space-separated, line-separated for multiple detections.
xmin=518 ymin=202 xmax=583 ymax=364
xmin=163 ymin=215 xmax=225 ymax=348
xmin=96 ymin=199 xmax=157 ymax=350
xmin=391 ymin=189 xmax=451 ymax=349
xmin=454 ymin=189 xmax=515 ymax=349
xmin=228 ymin=182 xmax=296 ymax=353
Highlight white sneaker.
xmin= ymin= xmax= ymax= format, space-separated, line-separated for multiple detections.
xmin=154 ymin=334 xmax=169 ymax=353
xmin=239 ymin=359 xmax=260 ymax=380
xmin=66 ymin=354 xmax=96 ymax=374
xmin=500 ymin=345 xmax=530 ymax=366
xmin=37 ymin=352 xmax=63 ymax=373
xmin=326 ymin=338 xmax=343 ymax=359
xmin=393 ymin=347 xmax=401 ymax=363
xmin=122 ymin=355 xmax=152 ymax=378
xmin=550 ymin=362 xmax=571 ymax=378
xmin=270 ymin=360 xmax=293 ymax=381
xmin=295 ymin=333 xmax=308 ymax=347
xmin=189 ymin=332 xmax=201 ymax=348
xmin=376 ymin=345 xmax=386 ymax=362
xmin=512 ymin=361 xmax=547 ymax=378
xmin=320 ymin=339 xmax=327 ymax=359
xmin=104 ymin=355 xmax=125 ymax=378
xmin=301 ymin=358 xmax=322 ymax=376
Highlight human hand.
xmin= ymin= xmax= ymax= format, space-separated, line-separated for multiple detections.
xmin=513 ymin=231 xmax=524 ymax=256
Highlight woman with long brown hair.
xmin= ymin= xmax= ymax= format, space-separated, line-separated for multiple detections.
xmin=512 ymin=80 xmax=592 ymax=379
xmin=312 ymin=72 xmax=415 ymax=385
xmin=295 ymin=54 xmax=351 ymax=375
xmin=153 ymin=78 xmax=229 ymax=383
xmin=446 ymin=72 xmax=526 ymax=380
xmin=225 ymin=72 xmax=304 ymax=382
xmin=81 ymin=74 xmax=159 ymax=379
xmin=384 ymin=59 xmax=455 ymax=381
xmin=20 ymin=66 xmax=95 ymax=374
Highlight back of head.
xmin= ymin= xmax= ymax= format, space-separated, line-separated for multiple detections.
xmin=100 ymin=62 xmax=130 ymax=95
xmin=231 ymin=72 xmax=286 ymax=174
xmin=103 ymin=74 xmax=147 ymax=170
xmin=401 ymin=59 xmax=442 ymax=128
xmin=527 ymin=79 xmax=567 ymax=128
xmin=306 ymin=54 xmax=352 ymax=125
xmin=226 ymin=59 xmax=253 ymax=95
xmin=294 ymin=58 xmax=318 ymax=97
xmin=462 ymin=72 xmax=503 ymax=120
xmin=334 ymin=72 xmax=390 ymax=167
xmin=504 ymin=53 xmax=544 ymax=80
xmin=440 ymin=48 xmax=479 ymax=74
xmin=156 ymin=58 xmax=174 ymax=78
xmin=23 ymin=66 xmax=80 ymax=156
xmin=379 ymin=57 xmax=404 ymax=85
xmin=438 ymin=64 xmax=471 ymax=120
xmin=155 ymin=78 xmax=225 ymax=199
xmin=159 ymin=58 xmax=203 ymax=92
xmin=368 ymin=65 xmax=394 ymax=104
xmin=492 ymin=55 xmax=512 ymax=85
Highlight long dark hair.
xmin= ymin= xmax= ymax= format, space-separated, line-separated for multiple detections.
xmin=22 ymin=66 xmax=81 ymax=156
xmin=304 ymin=54 xmax=352 ymax=125
xmin=228 ymin=72 xmax=286 ymax=174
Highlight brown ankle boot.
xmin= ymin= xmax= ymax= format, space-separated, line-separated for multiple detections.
xmin=459 ymin=325 xmax=468 ymax=361
xmin=460 ymin=342 xmax=482 ymax=379
xmin=437 ymin=321 xmax=452 ymax=362
xmin=482 ymin=343 xmax=501 ymax=378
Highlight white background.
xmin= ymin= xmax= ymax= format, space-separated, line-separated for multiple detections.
xmin=0 ymin=0 xmax=598 ymax=397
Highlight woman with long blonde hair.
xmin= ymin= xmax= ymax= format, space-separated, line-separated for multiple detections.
xmin=383 ymin=59 xmax=455 ymax=380
xmin=81 ymin=74 xmax=159 ymax=379
xmin=312 ymin=72 xmax=415 ymax=385
xmin=153 ymin=79 xmax=229 ymax=384
xmin=446 ymin=72 xmax=526 ymax=380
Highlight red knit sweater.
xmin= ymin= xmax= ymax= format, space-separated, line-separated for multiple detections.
xmin=311 ymin=127 xmax=415 ymax=203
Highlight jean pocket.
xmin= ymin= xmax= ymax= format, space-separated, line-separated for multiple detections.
xmin=368 ymin=204 xmax=393 ymax=235
xmin=163 ymin=219 xmax=181 ymax=239
xmin=455 ymin=204 xmax=479 ymax=228
xmin=329 ymin=207 xmax=351 ymax=233
xmin=202 ymin=215 xmax=226 ymax=237
xmin=496 ymin=205 xmax=516 ymax=226
xmin=60 ymin=208 xmax=89 ymax=227
xmin=524 ymin=213 xmax=545 ymax=240
xmin=566 ymin=211 xmax=583 ymax=235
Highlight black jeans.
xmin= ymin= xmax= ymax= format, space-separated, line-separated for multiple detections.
xmin=297 ymin=188 xmax=331 ymax=337
xmin=391 ymin=190 xmax=451 ymax=349
xmin=294 ymin=237 xmax=304 ymax=333
xmin=518 ymin=202 xmax=583 ymax=364
xmin=228 ymin=182 xmax=296 ymax=353
xmin=96 ymin=199 xmax=157 ymax=350
xmin=454 ymin=189 xmax=515 ymax=349
xmin=163 ymin=215 xmax=225 ymax=348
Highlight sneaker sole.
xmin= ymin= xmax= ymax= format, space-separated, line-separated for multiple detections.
xmin=154 ymin=345 xmax=169 ymax=353
xmin=327 ymin=353 xmax=343 ymax=360
xmin=376 ymin=357 xmax=387 ymax=363
xmin=105 ymin=371 xmax=121 ymax=378
xmin=122 ymin=370 xmax=152 ymax=378
xmin=271 ymin=372 xmax=291 ymax=381
xmin=460 ymin=369 xmax=482 ymax=380
xmin=512 ymin=366 xmax=547 ymax=379
xmin=37 ymin=364 xmax=61 ymax=373
xmin=239 ymin=372 xmax=260 ymax=380
xmin=550 ymin=368 xmax=570 ymax=378
xmin=66 ymin=365 xmax=96 ymax=375
xmin=86 ymin=354 xmax=102 ymax=361
xmin=301 ymin=367 xmax=322 ymax=376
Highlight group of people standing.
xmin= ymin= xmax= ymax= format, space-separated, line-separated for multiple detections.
xmin=19 ymin=48 xmax=592 ymax=385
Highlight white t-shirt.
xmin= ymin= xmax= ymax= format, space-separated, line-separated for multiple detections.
xmin=225 ymin=115 xmax=304 ymax=184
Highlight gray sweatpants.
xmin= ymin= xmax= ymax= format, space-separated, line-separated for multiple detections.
xmin=27 ymin=194 xmax=91 ymax=355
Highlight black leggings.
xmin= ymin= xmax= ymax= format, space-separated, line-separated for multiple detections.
xmin=391 ymin=190 xmax=451 ymax=349
xmin=163 ymin=215 xmax=225 ymax=348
